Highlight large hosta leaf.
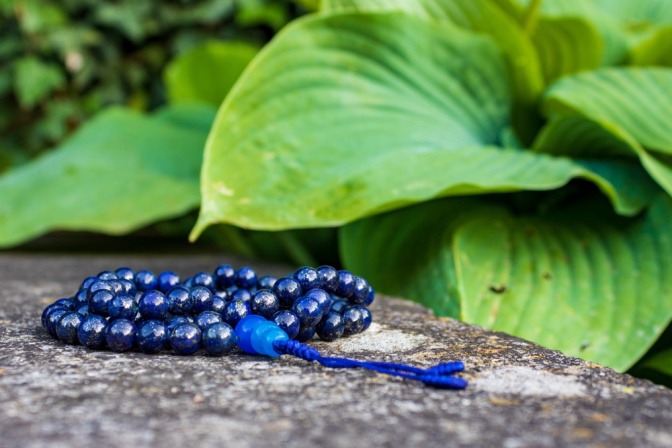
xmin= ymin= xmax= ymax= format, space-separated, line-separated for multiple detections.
xmin=191 ymin=12 xmax=634 ymax=238
xmin=0 ymin=105 xmax=215 ymax=247
xmin=341 ymin=193 xmax=672 ymax=371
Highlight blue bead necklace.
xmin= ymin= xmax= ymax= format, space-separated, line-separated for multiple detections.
xmin=41 ymin=264 xmax=468 ymax=389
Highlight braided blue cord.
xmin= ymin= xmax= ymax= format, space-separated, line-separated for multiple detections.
xmin=273 ymin=339 xmax=467 ymax=390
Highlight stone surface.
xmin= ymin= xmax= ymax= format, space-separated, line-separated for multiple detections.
xmin=1 ymin=253 xmax=672 ymax=447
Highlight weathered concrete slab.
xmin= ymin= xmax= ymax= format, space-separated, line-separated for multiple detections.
xmin=1 ymin=254 xmax=671 ymax=448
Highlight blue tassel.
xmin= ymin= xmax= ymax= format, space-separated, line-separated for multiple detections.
xmin=235 ymin=315 xmax=468 ymax=390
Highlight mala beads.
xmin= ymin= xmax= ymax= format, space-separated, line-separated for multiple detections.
xmin=41 ymin=264 xmax=467 ymax=389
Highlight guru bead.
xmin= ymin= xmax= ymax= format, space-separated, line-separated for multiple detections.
xmin=234 ymin=315 xmax=288 ymax=358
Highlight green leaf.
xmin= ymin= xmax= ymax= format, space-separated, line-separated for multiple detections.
xmin=321 ymin=0 xmax=544 ymax=143
xmin=641 ymin=349 xmax=672 ymax=377
xmin=165 ymin=40 xmax=259 ymax=107
xmin=630 ymin=25 xmax=672 ymax=67
xmin=0 ymin=107 xmax=212 ymax=248
xmin=543 ymin=68 xmax=672 ymax=154
xmin=530 ymin=16 xmax=603 ymax=83
xmin=13 ymin=56 xmax=66 ymax=109
xmin=341 ymin=192 xmax=672 ymax=371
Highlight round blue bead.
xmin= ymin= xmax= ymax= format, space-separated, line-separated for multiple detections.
xmin=330 ymin=299 xmax=348 ymax=314
xmin=97 ymin=270 xmax=117 ymax=280
xmin=336 ymin=270 xmax=356 ymax=298
xmin=170 ymin=323 xmax=202 ymax=355
xmin=211 ymin=295 xmax=227 ymax=314
xmin=191 ymin=286 xmax=214 ymax=314
xmin=137 ymin=320 xmax=168 ymax=354
xmin=214 ymin=264 xmax=236 ymax=289
xmin=316 ymin=312 xmax=345 ymax=341
xmin=202 ymin=322 xmax=238 ymax=356
xmin=342 ymin=306 xmax=364 ymax=336
xmin=235 ymin=267 xmax=258 ymax=289
xmin=73 ymin=289 xmax=89 ymax=307
xmin=195 ymin=311 xmax=223 ymax=331
xmin=138 ymin=290 xmax=169 ymax=320
xmin=350 ymin=276 xmax=370 ymax=304
xmin=157 ymin=271 xmax=180 ymax=293
xmin=231 ymin=288 xmax=252 ymax=302
xmin=272 ymin=277 xmax=302 ymax=309
xmin=165 ymin=315 xmax=191 ymax=335
xmin=214 ymin=289 xmax=231 ymax=302
xmin=316 ymin=266 xmax=339 ymax=293
xmin=114 ymin=267 xmax=135 ymax=281
xmin=87 ymin=280 xmax=113 ymax=300
xmin=42 ymin=303 xmax=62 ymax=330
xmin=251 ymin=321 xmax=288 ymax=357
xmin=53 ymin=297 xmax=75 ymax=310
xmin=292 ymin=296 xmax=323 ymax=327
xmin=234 ymin=315 xmax=267 ymax=354
xmin=45 ymin=308 xmax=69 ymax=338
xmin=89 ymin=289 xmax=115 ymax=316
xmin=273 ymin=310 xmax=300 ymax=339
xmin=257 ymin=275 xmax=277 ymax=290
xmin=76 ymin=304 xmax=89 ymax=317
xmin=293 ymin=266 xmax=320 ymax=291
xmin=364 ymin=286 xmax=375 ymax=306
xmin=223 ymin=299 xmax=251 ymax=327
xmin=77 ymin=314 xmax=108 ymax=348
xmin=192 ymin=272 xmax=215 ymax=291
xmin=305 ymin=288 xmax=331 ymax=313
xmin=119 ymin=279 xmax=137 ymax=295
xmin=295 ymin=324 xmax=316 ymax=342
xmin=353 ymin=305 xmax=372 ymax=331
xmin=251 ymin=289 xmax=279 ymax=319
xmin=56 ymin=312 xmax=83 ymax=344
xmin=166 ymin=286 xmax=193 ymax=315
xmin=80 ymin=276 xmax=98 ymax=291
xmin=108 ymin=293 xmax=138 ymax=320
xmin=106 ymin=279 xmax=125 ymax=295
xmin=105 ymin=319 xmax=136 ymax=352
xmin=134 ymin=270 xmax=158 ymax=292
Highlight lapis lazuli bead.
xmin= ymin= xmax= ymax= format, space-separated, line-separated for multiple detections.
xmin=295 ymin=324 xmax=316 ymax=342
xmin=42 ymin=303 xmax=62 ymax=331
xmin=97 ymin=270 xmax=117 ymax=281
xmin=336 ymin=270 xmax=356 ymax=298
xmin=257 ymin=275 xmax=277 ymax=290
xmin=89 ymin=289 xmax=115 ymax=316
xmin=73 ymin=289 xmax=89 ymax=307
xmin=45 ymin=308 xmax=69 ymax=337
xmin=134 ymin=270 xmax=158 ymax=292
xmin=251 ymin=289 xmax=279 ymax=319
xmin=80 ymin=276 xmax=98 ymax=291
xmin=165 ymin=315 xmax=190 ymax=335
xmin=214 ymin=289 xmax=230 ymax=302
xmin=292 ymin=296 xmax=323 ymax=327
xmin=138 ymin=290 xmax=169 ymax=320
xmin=77 ymin=314 xmax=108 ymax=348
xmin=273 ymin=277 xmax=302 ymax=309
xmin=105 ymin=319 xmax=136 ymax=352
xmin=211 ymin=295 xmax=227 ymax=314
xmin=235 ymin=266 xmax=258 ymax=289
xmin=316 ymin=266 xmax=339 ymax=293
xmin=191 ymin=286 xmax=214 ymax=314
xmin=87 ymin=280 xmax=113 ymax=299
xmin=56 ymin=312 xmax=83 ymax=345
xmin=293 ymin=266 xmax=320 ymax=291
xmin=231 ymin=288 xmax=252 ymax=302
xmin=170 ymin=323 xmax=201 ymax=355
xmin=76 ymin=304 xmax=89 ymax=317
xmin=353 ymin=305 xmax=372 ymax=331
xmin=316 ymin=311 xmax=345 ymax=341
xmin=234 ymin=315 xmax=267 ymax=354
xmin=106 ymin=279 xmax=125 ymax=295
xmin=306 ymin=288 xmax=331 ymax=314
xmin=342 ymin=306 xmax=364 ymax=336
xmin=223 ymin=299 xmax=251 ymax=327
xmin=114 ymin=267 xmax=135 ymax=282
xmin=137 ymin=320 xmax=168 ymax=354
xmin=214 ymin=264 xmax=236 ymax=289
xmin=350 ymin=276 xmax=370 ymax=304
xmin=108 ymin=293 xmax=138 ymax=320
xmin=192 ymin=272 xmax=215 ymax=291
xmin=119 ymin=279 xmax=137 ymax=295
xmin=273 ymin=310 xmax=300 ymax=339
xmin=330 ymin=299 xmax=348 ymax=314
xmin=202 ymin=322 xmax=238 ymax=356
xmin=166 ymin=286 xmax=193 ymax=315
xmin=158 ymin=271 xmax=180 ymax=293
xmin=53 ymin=297 xmax=75 ymax=311
xmin=195 ymin=311 xmax=223 ymax=331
